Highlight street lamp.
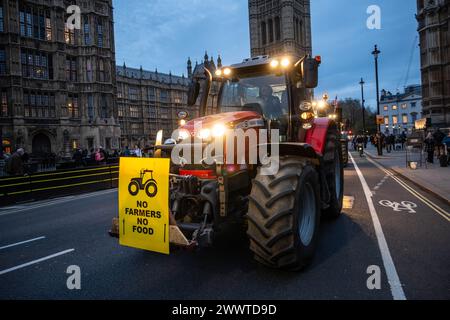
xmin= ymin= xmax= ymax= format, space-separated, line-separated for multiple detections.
xmin=372 ymin=45 xmax=383 ymax=156
xmin=359 ymin=78 xmax=366 ymax=135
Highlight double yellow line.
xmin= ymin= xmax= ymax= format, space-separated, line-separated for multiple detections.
xmin=367 ymin=157 xmax=450 ymax=222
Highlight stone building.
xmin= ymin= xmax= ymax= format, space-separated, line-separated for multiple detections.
xmin=380 ymin=85 xmax=423 ymax=134
xmin=116 ymin=53 xmax=223 ymax=147
xmin=0 ymin=0 xmax=119 ymax=157
xmin=116 ymin=64 xmax=190 ymax=148
xmin=248 ymin=0 xmax=312 ymax=59
xmin=416 ymin=0 xmax=450 ymax=127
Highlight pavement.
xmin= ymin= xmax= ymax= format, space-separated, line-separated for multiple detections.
xmin=364 ymin=145 xmax=450 ymax=206
xmin=0 ymin=153 xmax=449 ymax=300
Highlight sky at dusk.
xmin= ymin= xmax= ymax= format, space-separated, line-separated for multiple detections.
xmin=113 ymin=0 xmax=421 ymax=111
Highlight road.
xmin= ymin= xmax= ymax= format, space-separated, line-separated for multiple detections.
xmin=0 ymin=152 xmax=449 ymax=300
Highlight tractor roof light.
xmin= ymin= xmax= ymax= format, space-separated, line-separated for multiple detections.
xmin=223 ymin=68 xmax=232 ymax=76
xmin=300 ymin=112 xmax=315 ymax=121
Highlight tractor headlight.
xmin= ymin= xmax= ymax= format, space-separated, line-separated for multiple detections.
xmin=270 ymin=59 xmax=279 ymax=68
xmin=300 ymin=112 xmax=315 ymax=121
xmin=212 ymin=124 xmax=227 ymax=137
xmin=281 ymin=57 xmax=291 ymax=68
xmin=299 ymin=102 xmax=312 ymax=112
xmin=178 ymin=129 xmax=190 ymax=141
xmin=223 ymin=68 xmax=232 ymax=76
xmin=197 ymin=128 xmax=211 ymax=140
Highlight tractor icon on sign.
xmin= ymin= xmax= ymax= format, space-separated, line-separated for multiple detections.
xmin=128 ymin=169 xmax=158 ymax=198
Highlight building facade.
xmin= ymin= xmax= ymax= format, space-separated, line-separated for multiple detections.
xmin=248 ymin=0 xmax=312 ymax=59
xmin=0 ymin=0 xmax=119 ymax=157
xmin=116 ymin=64 xmax=190 ymax=148
xmin=416 ymin=0 xmax=450 ymax=127
xmin=380 ymin=85 xmax=423 ymax=134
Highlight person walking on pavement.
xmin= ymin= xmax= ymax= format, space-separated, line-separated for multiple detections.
xmin=425 ymin=132 xmax=435 ymax=164
xmin=123 ymin=146 xmax=131 ymax=157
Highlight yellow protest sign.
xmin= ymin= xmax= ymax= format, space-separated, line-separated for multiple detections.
xmin=118 ymin=157 xmax=170 ymax=255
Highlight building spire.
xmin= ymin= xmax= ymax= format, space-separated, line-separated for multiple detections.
xmin=217 ymin=54 xmax=222 ymax=68
xmin=187 ymin=57 xmax=192 ymax=78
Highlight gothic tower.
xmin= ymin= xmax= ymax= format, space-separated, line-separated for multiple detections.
xmin=248 ymin=0 xmax=312 ymax=59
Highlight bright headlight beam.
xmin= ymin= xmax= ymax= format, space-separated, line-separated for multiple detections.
xmin=270 ymin=60 xmax=279 ymax=68
xmin=212 ymin=124 xmax=226 ymax=137
xmin=281 ymin=58 xmax=291 ymax=68
xmin=215 ymin=69 xmax=222 ymax=76
xmin=223 ymin=68 xmax=232 ymax=76
xmin=198 ymin=128 xmax=211 ymax=140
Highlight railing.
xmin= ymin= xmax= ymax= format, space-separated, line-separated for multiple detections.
xmin=0 ymin=165 xmax=119 ymax=207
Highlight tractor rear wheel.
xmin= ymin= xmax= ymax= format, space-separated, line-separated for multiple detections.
xmin=323 ymin=129 xmax=344 ymax=218
xmin=247 ymin=157 xmax=321 ymax=270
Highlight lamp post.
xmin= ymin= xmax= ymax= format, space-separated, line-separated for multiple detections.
xmin=372 ymin=45 xmax=383 ymax=156
xmin=359 ymin=78 xmax=366 ymax=135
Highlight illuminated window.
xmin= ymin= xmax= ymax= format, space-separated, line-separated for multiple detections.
xmin=392 ymin=105 xmax=398 ymax=110
xmin=66 ymin=94 xmax=79 ymax=118
xmin=45 ymin=15 xmax=52 ymax=41
xmin=401 ymin=103 xmax=407 ymax=109
xmin=383 ymin=105 xmax=388 ymax=111
xmin=65 ymin=24 xmax=75 ymax=45
xmin=402 ymin=114 xmax=408 ymax=124
xmin=392 ymin=115 xmax=398 ymax=125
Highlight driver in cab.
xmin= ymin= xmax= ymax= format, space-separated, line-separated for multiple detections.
xmin=258 ymin=85 xmax=283 ymax=120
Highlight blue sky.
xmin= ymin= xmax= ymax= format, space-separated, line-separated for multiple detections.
xmin=113 ymin=0 xmax=421 ymax=111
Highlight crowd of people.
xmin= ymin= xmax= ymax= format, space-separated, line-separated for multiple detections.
xmin=351 ymin=129 xmax=450 ymax=166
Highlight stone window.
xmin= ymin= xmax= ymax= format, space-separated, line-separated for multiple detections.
xmin=23 ymin=90 xmax=55 ymax=118
xmin=392 ymin=115 xmax=398 ymax=125
xmin=96 ymin=17 xmax=104 ymax=47
xmin=65 ymin=23 xmax=75 ymax=45
xmin=402 ymin=114 xmax=408 ymax=124
xmin=0 ymin=2 xmax=4 ymax=33
xmin=0 ymin=47 xmax=5 ymax=75
xmin=86 ymin=58 xmax=93 ymax=82
xmin=392 ymin=105 xmax=397 ymax=110
xmin=88 ymin=94 xmax=94 ymax=120
xmin=84 ymin=16 xmax=91 ymax=45
xmin=66 ymin=94 xmax=79 ymax=118
xmin=130 ymin=106 xmax=139 ymax=118
xmin=129 ymin=87 xmax=139 ymax=100
xmin=0 ymin=89 xmax=7 ymax=117
xmin=100 ymin=94 xmax=108 ymax=118
xmin=268 ymin=19 xmax=274 ymax=43
xmin=66 ymin=56 xmax=77 ymax=81
xmin=261 ymin=22 xmax=267 ymax=45
xmin=19 ymin=6 xmax=51 ymax=41
xmin=21 ymin=49 xmax=53 ymax=79
xmin=274 ymin=17 xmax=281 ymax=41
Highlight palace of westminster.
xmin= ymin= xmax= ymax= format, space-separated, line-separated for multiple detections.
xmin=0 ymin=0 xmax=447 ymax=156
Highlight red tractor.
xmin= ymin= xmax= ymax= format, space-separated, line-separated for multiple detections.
xmin=158 ymin=55 xmax=343 ymax=270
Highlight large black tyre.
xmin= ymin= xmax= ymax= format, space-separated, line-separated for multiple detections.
xmin=323 ymin=129 xmax=344 ymax=218
xmin=247 ymin=157 xmax=321 ymax=271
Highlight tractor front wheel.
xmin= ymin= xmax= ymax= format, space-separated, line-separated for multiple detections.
xmin=145 ymin=181 xmax=158 ymax=198
xmin=247 ymin=157 xmax=321 ymax=271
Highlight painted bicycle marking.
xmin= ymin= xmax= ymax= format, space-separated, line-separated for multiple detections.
xmin=379 ymin=200 xmax=418 ymax=214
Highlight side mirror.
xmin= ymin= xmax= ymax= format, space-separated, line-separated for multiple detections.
xmin=302 ymin=58 xmax=320 ymax=89
xmin=187 ymin=81 xmax=200 ymax=106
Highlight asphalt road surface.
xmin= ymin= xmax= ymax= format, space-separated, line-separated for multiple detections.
xmin=0 ymin=152 xmax=449 ymax=300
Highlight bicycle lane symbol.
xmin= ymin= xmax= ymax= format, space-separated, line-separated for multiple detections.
xmin=379 ymin=200 xmax=418 ymax=214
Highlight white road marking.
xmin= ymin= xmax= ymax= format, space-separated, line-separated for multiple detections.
xmin=0 ymin=236 xmax=46 ymax=251
xmin=349 ymin=153 xmax=406 ymax=300
xmin=366 ymin=156 xmax=450 ymax=222
xmin=0 ymin=189 xmax=117 ymax=217
xmin=379 ymin=200 xmax=417 ymax=214
xmin=0 ymin=249 xmax=75 ymax=276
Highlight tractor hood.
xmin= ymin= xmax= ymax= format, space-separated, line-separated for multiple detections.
xmin=180 ymin=111 xmax=263 ymax=133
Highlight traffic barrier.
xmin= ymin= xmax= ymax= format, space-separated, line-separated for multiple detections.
xmin=0 ymin=165 xmax=119 ymax=207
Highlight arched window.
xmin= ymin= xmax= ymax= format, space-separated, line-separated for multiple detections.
xmin=299 ymin=19 xmax=304 ymax=43
xmin=268 ymin=19 xmax=274 ymax=43
xmin=261 ymin=21 xmax=267 ymax=45
xmin=274 ymin=17 xmax=281 ymax=41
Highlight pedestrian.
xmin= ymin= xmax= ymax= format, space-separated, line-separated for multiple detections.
xmin=424 ymin=132 xmax=435 ymax=164
xmin=6 ymin=148 xmax=25 ymax=176
xmin=95 ymin=148 xmax=105 ymax=165
xmin=73 ymin=149 xmax=83 ymax=167
xmin=123 ymin=146 xmax=131 ymax=157
xmin=433 ymin=128 xmax=445 ymax=157
xmin=134 ymin=145 xmax=142 ymax=158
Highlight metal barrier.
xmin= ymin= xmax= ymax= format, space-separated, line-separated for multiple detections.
xmin=0 ymin=165 xmax=119 ymax=207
